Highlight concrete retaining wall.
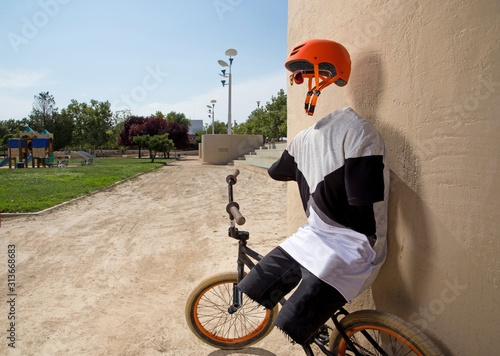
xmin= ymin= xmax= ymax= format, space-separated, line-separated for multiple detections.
xmin=200 ymin=134 xmax=263 ymax=165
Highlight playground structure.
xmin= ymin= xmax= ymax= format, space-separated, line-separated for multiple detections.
xmin=5 ymin=127 xmax=54 ymax=168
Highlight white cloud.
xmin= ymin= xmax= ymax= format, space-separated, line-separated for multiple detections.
xmin=0 ymin=68 xmax=51 ymax=119
xmin=0 ymin=95 xmax=33 ymax=119
xmin=0 ymin=68 xmax=49 ymax=88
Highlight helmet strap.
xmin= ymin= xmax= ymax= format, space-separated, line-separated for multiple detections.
xmin=304 ymin=71 xmax=338 ymax=116
xmin=304 ymin=77 xmax=314 ymax=114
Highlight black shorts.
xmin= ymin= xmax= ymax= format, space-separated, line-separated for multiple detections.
xmin=237 ymin=246 xmax=347 ymax=345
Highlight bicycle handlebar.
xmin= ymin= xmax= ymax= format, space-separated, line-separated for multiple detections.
xmin=226 ymin=169 xmax=240 ymax=184
xmin=226 ymin=202 xmax=246 ymax=225
xmin=225 ymin=169 xmax=245 ymax=225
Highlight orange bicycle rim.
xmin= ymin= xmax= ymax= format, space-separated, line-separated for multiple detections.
xmin=193 ymin=281 xmax=273 ymax=344
xmin=337 ymin=325 xmax=424 ymax=356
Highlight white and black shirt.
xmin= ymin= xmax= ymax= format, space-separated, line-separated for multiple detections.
xmin=269 ymin=107 xmax=389 ymax=300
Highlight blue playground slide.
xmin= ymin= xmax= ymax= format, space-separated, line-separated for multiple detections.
xmin=0 ymin=155 xmax=33 ymax=167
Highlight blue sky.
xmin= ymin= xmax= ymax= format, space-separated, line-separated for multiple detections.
xmin=0 ymin=0 xmax=288 ymax=128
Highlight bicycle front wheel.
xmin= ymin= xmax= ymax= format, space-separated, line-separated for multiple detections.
xmin=330 ymin=310 xmax=443 ymax=356
xmin=185 ymin=272 xmax=278 ymax=350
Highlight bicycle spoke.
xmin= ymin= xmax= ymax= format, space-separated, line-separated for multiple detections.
xmin=194 ymin=282 xmax=269 ymax=341
xmin=346 ymin=328 xmax=418 ymax=356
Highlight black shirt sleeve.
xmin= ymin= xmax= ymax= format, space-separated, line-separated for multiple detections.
xmin=268 ymin=150 xmax=297 ymax=182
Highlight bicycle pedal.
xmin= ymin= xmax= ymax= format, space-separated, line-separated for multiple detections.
xmin=316 ymin=324 xmax=331 ymax=343
xmin=317 ymin=333 xmax=330 ymax=344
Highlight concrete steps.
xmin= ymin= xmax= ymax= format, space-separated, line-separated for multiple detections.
xmin=232 ymin=142 xmax=287 ymax=174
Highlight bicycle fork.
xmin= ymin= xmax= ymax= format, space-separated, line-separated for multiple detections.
xmin=228 ymin=284 xmax=243 ymax=314
xmin=228 ymin=260 xmax=245 ymax=314
xmin=228 ymin=240 xmax=260 ymax=314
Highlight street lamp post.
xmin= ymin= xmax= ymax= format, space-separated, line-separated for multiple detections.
xmin=219 ymin=49 xmax=237 ymax=134
xmin=207 ymin=107 xmax=212 ymax=133
xmin=208 ymin=100 xmax=216 ymax=134
xmin=256 ymin=100 xmax=261 ymax=143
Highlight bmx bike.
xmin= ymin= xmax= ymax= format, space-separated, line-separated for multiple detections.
xmin=185 ymin=169 xmax=443 ymax=356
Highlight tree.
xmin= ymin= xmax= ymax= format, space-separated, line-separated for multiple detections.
xmin=62 ymin=99 xmax=83 ymax=148
xmin=118 ymin=116 xmax=147 ymax=157
xmin=63 ymin=99 xmax=112 ymax=152
xmin=148 ymin=133 xmax=174 ymax=162
xmin=0 ymin=118 xmax=30 ymax=154
xmin=133 ymin=133 xmax=174 ymax=162
xmin=143 ymin=117 xmax=168 ymax=136
xmin=0 ymin=123 xmax=9 ymax=143
xmin=85 ymin=99 xmax=113 ymax=153
xmin=50 ymin=111 xmax=74 ymax=151
xmin=233 ymin=89 xmax=287 ymax=142
xmin=165 ymin=111 xmax=191 ymax=130
xmin=152 ymin=111 xmax=165 ymax=119
xmin=119 ymin=116 xmax=171 ymax=157
xmin=210 ymin=120 xmax=229 ymax=134
xmin=119 ymin=116 xmax=147 ymax=147
xmin=1 ymin=134 xmax=15 ymax=154
xmin=263 ymin=89 xmax=287 ymax=141
xmin=194 ymin=120 xmax=228 ymax=144
xmin=233 ymin=113 xmax=259 ymax=135
xmin=194 ymin=130 xmax=204 ymax=145
xmin=132 ymin=134 xmax=149 ymax=159
xmin=27 ymin=91 xmax=75 ymax=150
xmin=129 ymin=122 xmax=147 ymax=157
xmin=107 ymin=110 xmax=131 ymax=150
xmin=165 ymin=121 xmax=189 ymax=151
xmin=29 ymin=92 xmax=57 ymax=132
xmin=0 ymin=119 xmax=27 ymax=135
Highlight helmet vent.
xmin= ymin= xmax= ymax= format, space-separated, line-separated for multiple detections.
xmin=290 ymin=44 xmax=306 ymax=56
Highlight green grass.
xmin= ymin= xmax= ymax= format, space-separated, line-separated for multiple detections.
xmin=0 ymin=158 xmax=173 ymax=213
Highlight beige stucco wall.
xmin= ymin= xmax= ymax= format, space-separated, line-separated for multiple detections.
xmin=287 ymin=0 xmax=499 ymax=354
xmin=201 ymin=134 xmax=263 ymax=165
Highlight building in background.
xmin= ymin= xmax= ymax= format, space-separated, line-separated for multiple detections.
xmin=188 ymin=120 xmax=204 ymax=146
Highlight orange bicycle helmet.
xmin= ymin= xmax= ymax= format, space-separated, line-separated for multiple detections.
xmin=285 ymin=39 xmax=351 ymax=116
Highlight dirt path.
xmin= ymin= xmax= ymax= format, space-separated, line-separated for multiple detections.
xmin=0 ymin=157 xmax=312 ymax=355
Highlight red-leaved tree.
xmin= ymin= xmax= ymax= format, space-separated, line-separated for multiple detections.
xmin=119 ymin=115 xmax=188 ymax=158
xmin=118 ymin=116 xmax=147 ymax=147
xmin=143 ymin=117 xmax=168 ymax=136
xmin=165 ymin=121 xmax=189 ymax=151
xmin=120 ymin=116 xmax=172 ymax=157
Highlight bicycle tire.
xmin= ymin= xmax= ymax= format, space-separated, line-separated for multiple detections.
xmin=185 ymin=272 xmax=278 ymax=349
xmin=329 ymin=310 xmax=443 ymax=356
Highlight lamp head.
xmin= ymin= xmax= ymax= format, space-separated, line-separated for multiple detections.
xmin=218 ymin=60 xmax=229 ymax=67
